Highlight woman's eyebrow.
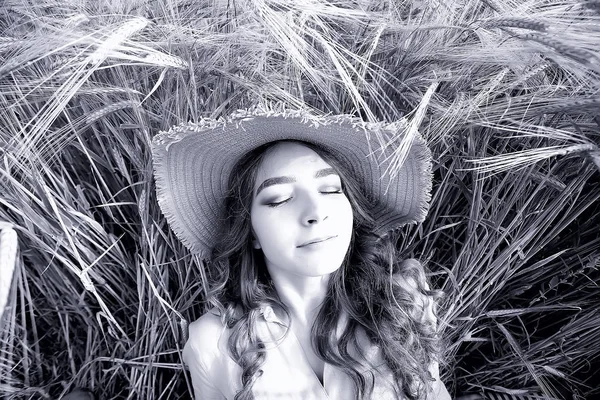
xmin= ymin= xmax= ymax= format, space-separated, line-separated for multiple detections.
xmin=255 ymin=167 xmax=337 ymax=196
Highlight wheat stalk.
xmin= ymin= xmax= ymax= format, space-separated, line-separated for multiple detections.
xmin=465 ymin=143 xmax=598 ymax=176
xmin=0 ymin=223 xmax=18 ymax=321
xmin=481 ymin=17 xmax=548 ymax=32
xmin=84 ymin=100 xmax=140 ymax=125
xmin=87 ymin=18 xmax=149 ymax=64
xmin=519 ymin=32 xmax=599 ymax=66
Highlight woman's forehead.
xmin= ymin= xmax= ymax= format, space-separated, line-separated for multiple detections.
xmin=255 ymin=142 xmax=332 ymax=180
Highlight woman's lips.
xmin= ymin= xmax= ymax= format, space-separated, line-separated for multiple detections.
xmin=297 ymin=235 xmax=337 ymax=248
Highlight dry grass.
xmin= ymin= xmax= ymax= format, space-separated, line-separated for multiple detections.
xmin=0 ymin=0 xmax=599 ymax=399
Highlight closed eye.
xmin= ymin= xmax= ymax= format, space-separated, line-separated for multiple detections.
xmin=267 ymin=198 xmax=292 ymax=207
xmin=266 ymin=189 xmax=342 ymax=207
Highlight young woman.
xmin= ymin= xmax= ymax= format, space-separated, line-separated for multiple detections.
xmin=152 ymin=106 xmax=451 ymax=399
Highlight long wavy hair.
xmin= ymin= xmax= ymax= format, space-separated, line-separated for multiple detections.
xmin=206 ymin=140 xmax=444 ymax=400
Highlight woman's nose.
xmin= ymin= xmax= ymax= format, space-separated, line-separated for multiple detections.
xmin=301 ymin=193 xmax=328 ymax=226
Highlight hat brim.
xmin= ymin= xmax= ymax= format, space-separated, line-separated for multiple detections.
xmin=152 ymin=106 xmax=432 ymax=257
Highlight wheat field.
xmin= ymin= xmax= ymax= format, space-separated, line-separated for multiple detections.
xmin=0 ymin=0 xmax=599 ymax=399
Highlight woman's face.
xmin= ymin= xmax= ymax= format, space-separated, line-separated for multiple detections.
xmin=250 ymin=142 xmax=354 ymax=278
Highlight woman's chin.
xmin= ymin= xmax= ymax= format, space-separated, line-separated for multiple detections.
xmin=292 ymin=258 xmax=345 ymax=278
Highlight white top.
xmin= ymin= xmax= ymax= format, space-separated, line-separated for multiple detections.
xmin=182 ymin=305 xmax=446 ymax=399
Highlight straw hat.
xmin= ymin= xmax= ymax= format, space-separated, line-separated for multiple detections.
xmin=152 ymin=105 xmax=433 ymax=258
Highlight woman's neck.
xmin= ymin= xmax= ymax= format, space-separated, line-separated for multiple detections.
xmin=267 ymin=267 xmax=330 ymax=327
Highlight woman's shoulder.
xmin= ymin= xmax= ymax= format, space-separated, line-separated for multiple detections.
xmin=188 ymin=308 xmax=225 ymax=338
xmin=183 ymin=308 xmax=229 ymax=365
